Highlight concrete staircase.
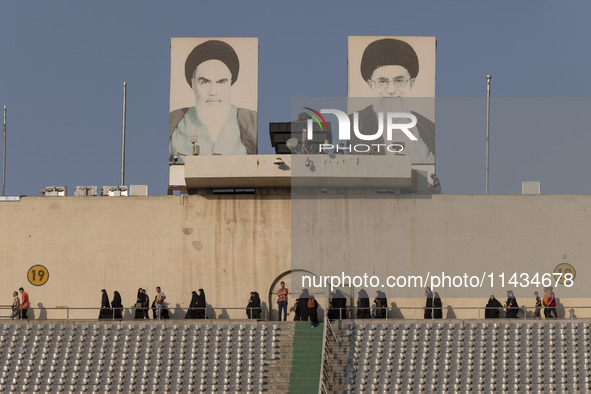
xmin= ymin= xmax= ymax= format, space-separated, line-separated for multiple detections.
xmin=321 ymin=320 xmax=351 ymax=393
xmin=289 ymin=322 xmax=324 ymax=393
xmin=263 ymin=322 xmax=295 ymax=393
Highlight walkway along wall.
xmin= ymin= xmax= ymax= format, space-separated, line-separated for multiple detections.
xmin=0 ymin=194 xmax=589 ymax=319
xmin=0 ymin=195 xmax=290 ymax=320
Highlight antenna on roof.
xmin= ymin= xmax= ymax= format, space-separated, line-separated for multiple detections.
xmin=485 ymin=75 xmax=492 ymax=195
xmin=2 ymin=105 xmax=6 ymax=196
xmin=121 ymin=82 xmax=127 ymax=187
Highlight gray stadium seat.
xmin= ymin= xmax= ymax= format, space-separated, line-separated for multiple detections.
xmin=338 ymin=320 xmax=591 ymax=393
xmin=0 ymin=321 xmax=287 ymax=392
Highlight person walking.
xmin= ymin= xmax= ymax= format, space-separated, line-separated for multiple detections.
xmin=533 ymin=291 xmax=542 ymax=318
xmin=433 ymin=292 xmax=443 ymax=319
xmin=505 ymin=290 xmax=519 ymax=318
xmin=112 ymin=291 xmax=123 ymax=319
xmin=424 ymin=287 xmax=433 ymax=319
xmin=98 ymin=289 xmax=113 ymax=319
xmin=10 ymin=291 xmax=20 ymax=320
xmin=195 ymin=289 xmax=206 ymax=319
xmin=186 ymin=291 xmax=199 ymax=319
xmin=134 ymin=288 xmax=144 ymax=319
xmin=19 ymin=288 xmax=29 ymax=320
xmin=290 ymin=299 xmax=301 ymax=321
xmin=155 ymin=287 xmax=167 ymax=320
xmin=485 ymin=295 xmax=502 ymax=319
xmin=308 ymin=296 xmax=319 ymax=327
xmin=141 ymin=289 xmax=150 ymax=319
xmin=547 ymin=287 xmax=557 ymax=318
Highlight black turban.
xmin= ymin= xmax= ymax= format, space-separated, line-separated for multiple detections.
xmin=360 ymin=38 xmax=419 ymax=81
xmin=185 ymin=40 xmax=240 ymax=86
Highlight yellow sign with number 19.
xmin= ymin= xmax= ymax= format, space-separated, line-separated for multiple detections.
xmin=27 ymin=265 xmax=49 ymax=286
xmin=554 ymin=263 xmax=575 ymax=285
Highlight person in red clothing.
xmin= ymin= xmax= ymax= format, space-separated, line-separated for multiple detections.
xmin=276 ymin=281 xmax=289 ymax=321
xmin=547 ymin=286 xmax=557 ymax=318
xmin=19 ymin=287 xmax=29 ymax=319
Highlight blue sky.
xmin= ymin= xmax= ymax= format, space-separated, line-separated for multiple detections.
xmin=1 ymin=1 xmax=590 ymax=196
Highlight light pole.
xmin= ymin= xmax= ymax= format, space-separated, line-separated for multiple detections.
xmin=2 ymin=105 xmax=6 ymax=196
xmin=485 ymin=75 xmax=491 ymax=194
xmin=121 ymin=82 xmax=127 ymax=187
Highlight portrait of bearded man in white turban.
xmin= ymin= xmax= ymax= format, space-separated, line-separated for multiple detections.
xmin=170 ymin=39 xmax=257 ymax=164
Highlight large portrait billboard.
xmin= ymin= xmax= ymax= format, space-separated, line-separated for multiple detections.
xmin=347 ymin=36 xmax=436 ymax=168
xmin=169 ymin=37 xmax=258 ymax=170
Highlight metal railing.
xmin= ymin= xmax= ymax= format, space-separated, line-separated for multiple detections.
xmin=319 ymin=319 xmax=329 ymax=394
xmin=0 ymin=304 xmax=585 ymax=321
xmin=0 ymin=306 xmax=268 ymax=321
xmin=320 ymin=319 xmax=340 ymax=394
xmin=324 ymin=305 xmax=581 ymax=320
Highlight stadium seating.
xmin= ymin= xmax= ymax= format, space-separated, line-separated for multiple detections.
xmin=0 ymin=321 xmax=290 ymax=392
xmin=3 ymin=319 xmax=590 ymax=392
xmin=329 ymin=320 xmax=591 ymax=393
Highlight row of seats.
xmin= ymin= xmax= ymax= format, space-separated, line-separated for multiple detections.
xmin=0 ymin=322 xmax=282 ymax=392
xmin=340 ymin=321 xmax=591 ymax=392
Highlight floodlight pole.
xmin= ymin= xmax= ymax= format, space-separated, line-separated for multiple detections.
xmin=2 ymin=105 xmax=6 ymax=196
xmin=121 ymin=82 xmax=127 ymax=187
xmin=485 ymin=75 xmax=492 ymax=195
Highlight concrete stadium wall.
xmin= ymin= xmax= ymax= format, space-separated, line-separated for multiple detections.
xmin=1 ymin=194 xmax=590 ymax=319
xmin=0 ymin=195 xmax=290 ymax=320
xmin=291 ymin=193 xmax=591 ymax=318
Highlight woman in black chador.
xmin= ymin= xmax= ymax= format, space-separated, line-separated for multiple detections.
xmin=328 ymin=290 xmax=347 ymax=320
xmin=433 ymin=292 xmax=443 ymax=319
xmin=356 ymin=290 xmax=371 ymax=319
xmin=112 ymin=291 xmax=123 ymax=319
xmin=308 ymin=295 xmax=319 ymax=327
xmin=134 ymin=288 xmax=144 ymax=319
xmin=424 ymin=287 xmax=433 ymax=319
xmin=374 ymin=291 xmax=388 ymax=319
xmin=141 ymin=289 xmax=150 ymax=319
xmin=298 ymin=290 xmax=311 ymax=322
xmin=246 ymin=291 xmax=262 ymax=319
xmin=195 ymin=289 xmax=206 ymax=319
xmin=185 ymin=291 xmax=199 ymax=319
xmin=151 ymin=294 xmax=157 ymax=319
xmin=505 ymin=290 xmax=519 ymax=318
xmin=485 ymin=295 xmax=502 ymax=318
xmin=290 ymin=299 xmax=301 ymax=321
xmin=98 ymin=289 xmax=113 ymax=319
